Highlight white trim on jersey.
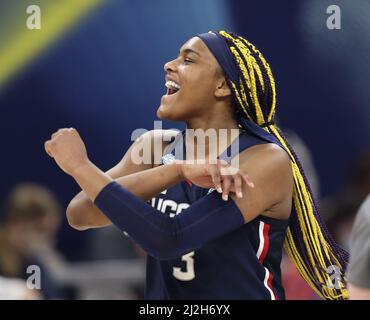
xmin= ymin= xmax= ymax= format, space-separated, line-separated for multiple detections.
xmin=256 ymin=221 xmax=277 ymax=300
xmin=256 ymin=221 xmax=265 ymax=260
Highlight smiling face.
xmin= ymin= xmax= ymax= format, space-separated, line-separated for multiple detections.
xmin=157 ymin=37 xmax=230 ymax=122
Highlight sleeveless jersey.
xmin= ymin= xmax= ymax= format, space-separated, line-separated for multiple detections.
xmin=145 ymin=129 xmax=289 ymax=299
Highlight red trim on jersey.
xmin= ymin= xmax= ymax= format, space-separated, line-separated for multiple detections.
xmin=257 ymin=221 xmax=278 ymax=300
xmin=258 ymin=223 xmax=270 ymax=263
xmin=267 ymin=269 xmax=278 ymax=300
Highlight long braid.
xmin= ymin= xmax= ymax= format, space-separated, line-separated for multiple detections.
xmin=217 ymin=30 xmax=349 ymax=300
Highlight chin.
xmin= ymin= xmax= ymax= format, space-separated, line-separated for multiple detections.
xmin=156 ymin=105 xmax=169 ymax=119
xmin=157 ymin=104 xmax=180 ymax=121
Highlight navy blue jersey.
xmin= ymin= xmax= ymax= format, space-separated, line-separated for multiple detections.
xmin=145 ymin=129 xmax=289 ymax=299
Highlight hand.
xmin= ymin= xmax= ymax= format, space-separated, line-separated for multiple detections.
xmin=176 ymin=159 xmax=254 ymax=201
xmin=44 ymin=128 xmax=90 ymax=176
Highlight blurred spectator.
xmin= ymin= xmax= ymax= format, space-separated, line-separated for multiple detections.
xmin=325 ymin=200 xmax=358 ymax=252
xmin=325 ymin=151 xmax=370 ymax=250
xmin=0 ymin=183 xmax=67 ymax=299
xmin=347 ymin=194 xmax=370 ymax=299
xmin=319 ymin=151 xmax=370 ymax=299
xmin=343 ymin=151 xmax=370 ymax=204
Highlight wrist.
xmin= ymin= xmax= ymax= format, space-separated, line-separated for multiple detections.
xmin=70 ymin=159 xmax=94 ymax=178
xmin=172 ymin=160 xmax=185 ymax=181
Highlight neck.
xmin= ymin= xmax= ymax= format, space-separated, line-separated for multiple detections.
xmin=186 ymin=113 xmax=238 ymax=132
xmin=184 ymin=110 xmax=241 ymax=160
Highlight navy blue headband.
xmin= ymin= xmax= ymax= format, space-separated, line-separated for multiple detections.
xmin=197 ymin=32 xmax=240 ymax=85
xmin=197 ymin=32 xmax=279 ymax=145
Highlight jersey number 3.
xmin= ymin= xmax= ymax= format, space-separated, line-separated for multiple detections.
xmin=173 ymin=251 xmax=195 ymax=281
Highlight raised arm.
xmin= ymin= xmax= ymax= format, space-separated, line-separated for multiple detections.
xmin=44 ymin=128 xmax=251 ymax=259
xmin=45 ymin=128 xmax=291 ymax=259
xmin=65 ymin=129 xmax=177 ymax=230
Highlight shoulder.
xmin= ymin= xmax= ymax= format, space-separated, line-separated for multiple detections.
xmin=235 ymin=143 xmax=293 ymax=220
xmin=112 ymin=129 xmax=180 ymax=175
xmin=239 ymin=143 xmax=291 ymax=175
xmin=133 ymin=129 xmax=180 ymax=166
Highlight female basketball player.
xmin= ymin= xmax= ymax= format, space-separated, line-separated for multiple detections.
xmin=45 ymin=31 xmax=348 ymax=299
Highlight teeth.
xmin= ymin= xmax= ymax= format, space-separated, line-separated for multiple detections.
xmin=165 ymin=81 xmax=181 ymax=90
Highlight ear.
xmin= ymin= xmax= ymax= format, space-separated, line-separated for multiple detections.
xmin=214 ymin=78 xmax=231 ymax=98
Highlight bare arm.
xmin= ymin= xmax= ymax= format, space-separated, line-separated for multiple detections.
xmin=66 ymin=129 xmax=177 ymax=230
xmin=48 ymin=128 xmax=291 ymax=231
xmin=45 ymin=128 xmax=292 ymax=259
xmin=229 ymin=143 xmax=293 ymax=222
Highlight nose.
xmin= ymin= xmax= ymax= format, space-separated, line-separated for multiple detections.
xmin=164 ymin=58 xmax=177 ymax=73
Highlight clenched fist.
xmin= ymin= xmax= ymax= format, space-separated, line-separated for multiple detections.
xmin=44 ymin=128 xmax=90 ymax=176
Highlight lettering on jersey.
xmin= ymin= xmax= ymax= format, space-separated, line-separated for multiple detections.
xmin=149 ymin=187 xmax=213 ymax=282
xmin=150 ymin=189 xmax=190 ymax=217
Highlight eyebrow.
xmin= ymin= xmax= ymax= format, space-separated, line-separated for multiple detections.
xmin=179 ymin=48 xmax=201 ymax=57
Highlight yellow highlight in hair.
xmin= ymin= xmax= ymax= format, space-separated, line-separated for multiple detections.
xmin=219 ymin=30 xmax=348 ymax=300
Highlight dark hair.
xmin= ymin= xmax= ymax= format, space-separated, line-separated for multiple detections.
xmin=216 ymin=30 xmax=349 ymax=300
xmin=4 ymin=183 xmax=61 ymax=223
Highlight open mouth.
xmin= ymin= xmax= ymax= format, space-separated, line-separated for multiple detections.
xmin=165 ymin=80 xmax=181 ymax=96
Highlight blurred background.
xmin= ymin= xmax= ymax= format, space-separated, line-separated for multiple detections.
xmin=0 ymin=0 xmax=369 ymax=299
